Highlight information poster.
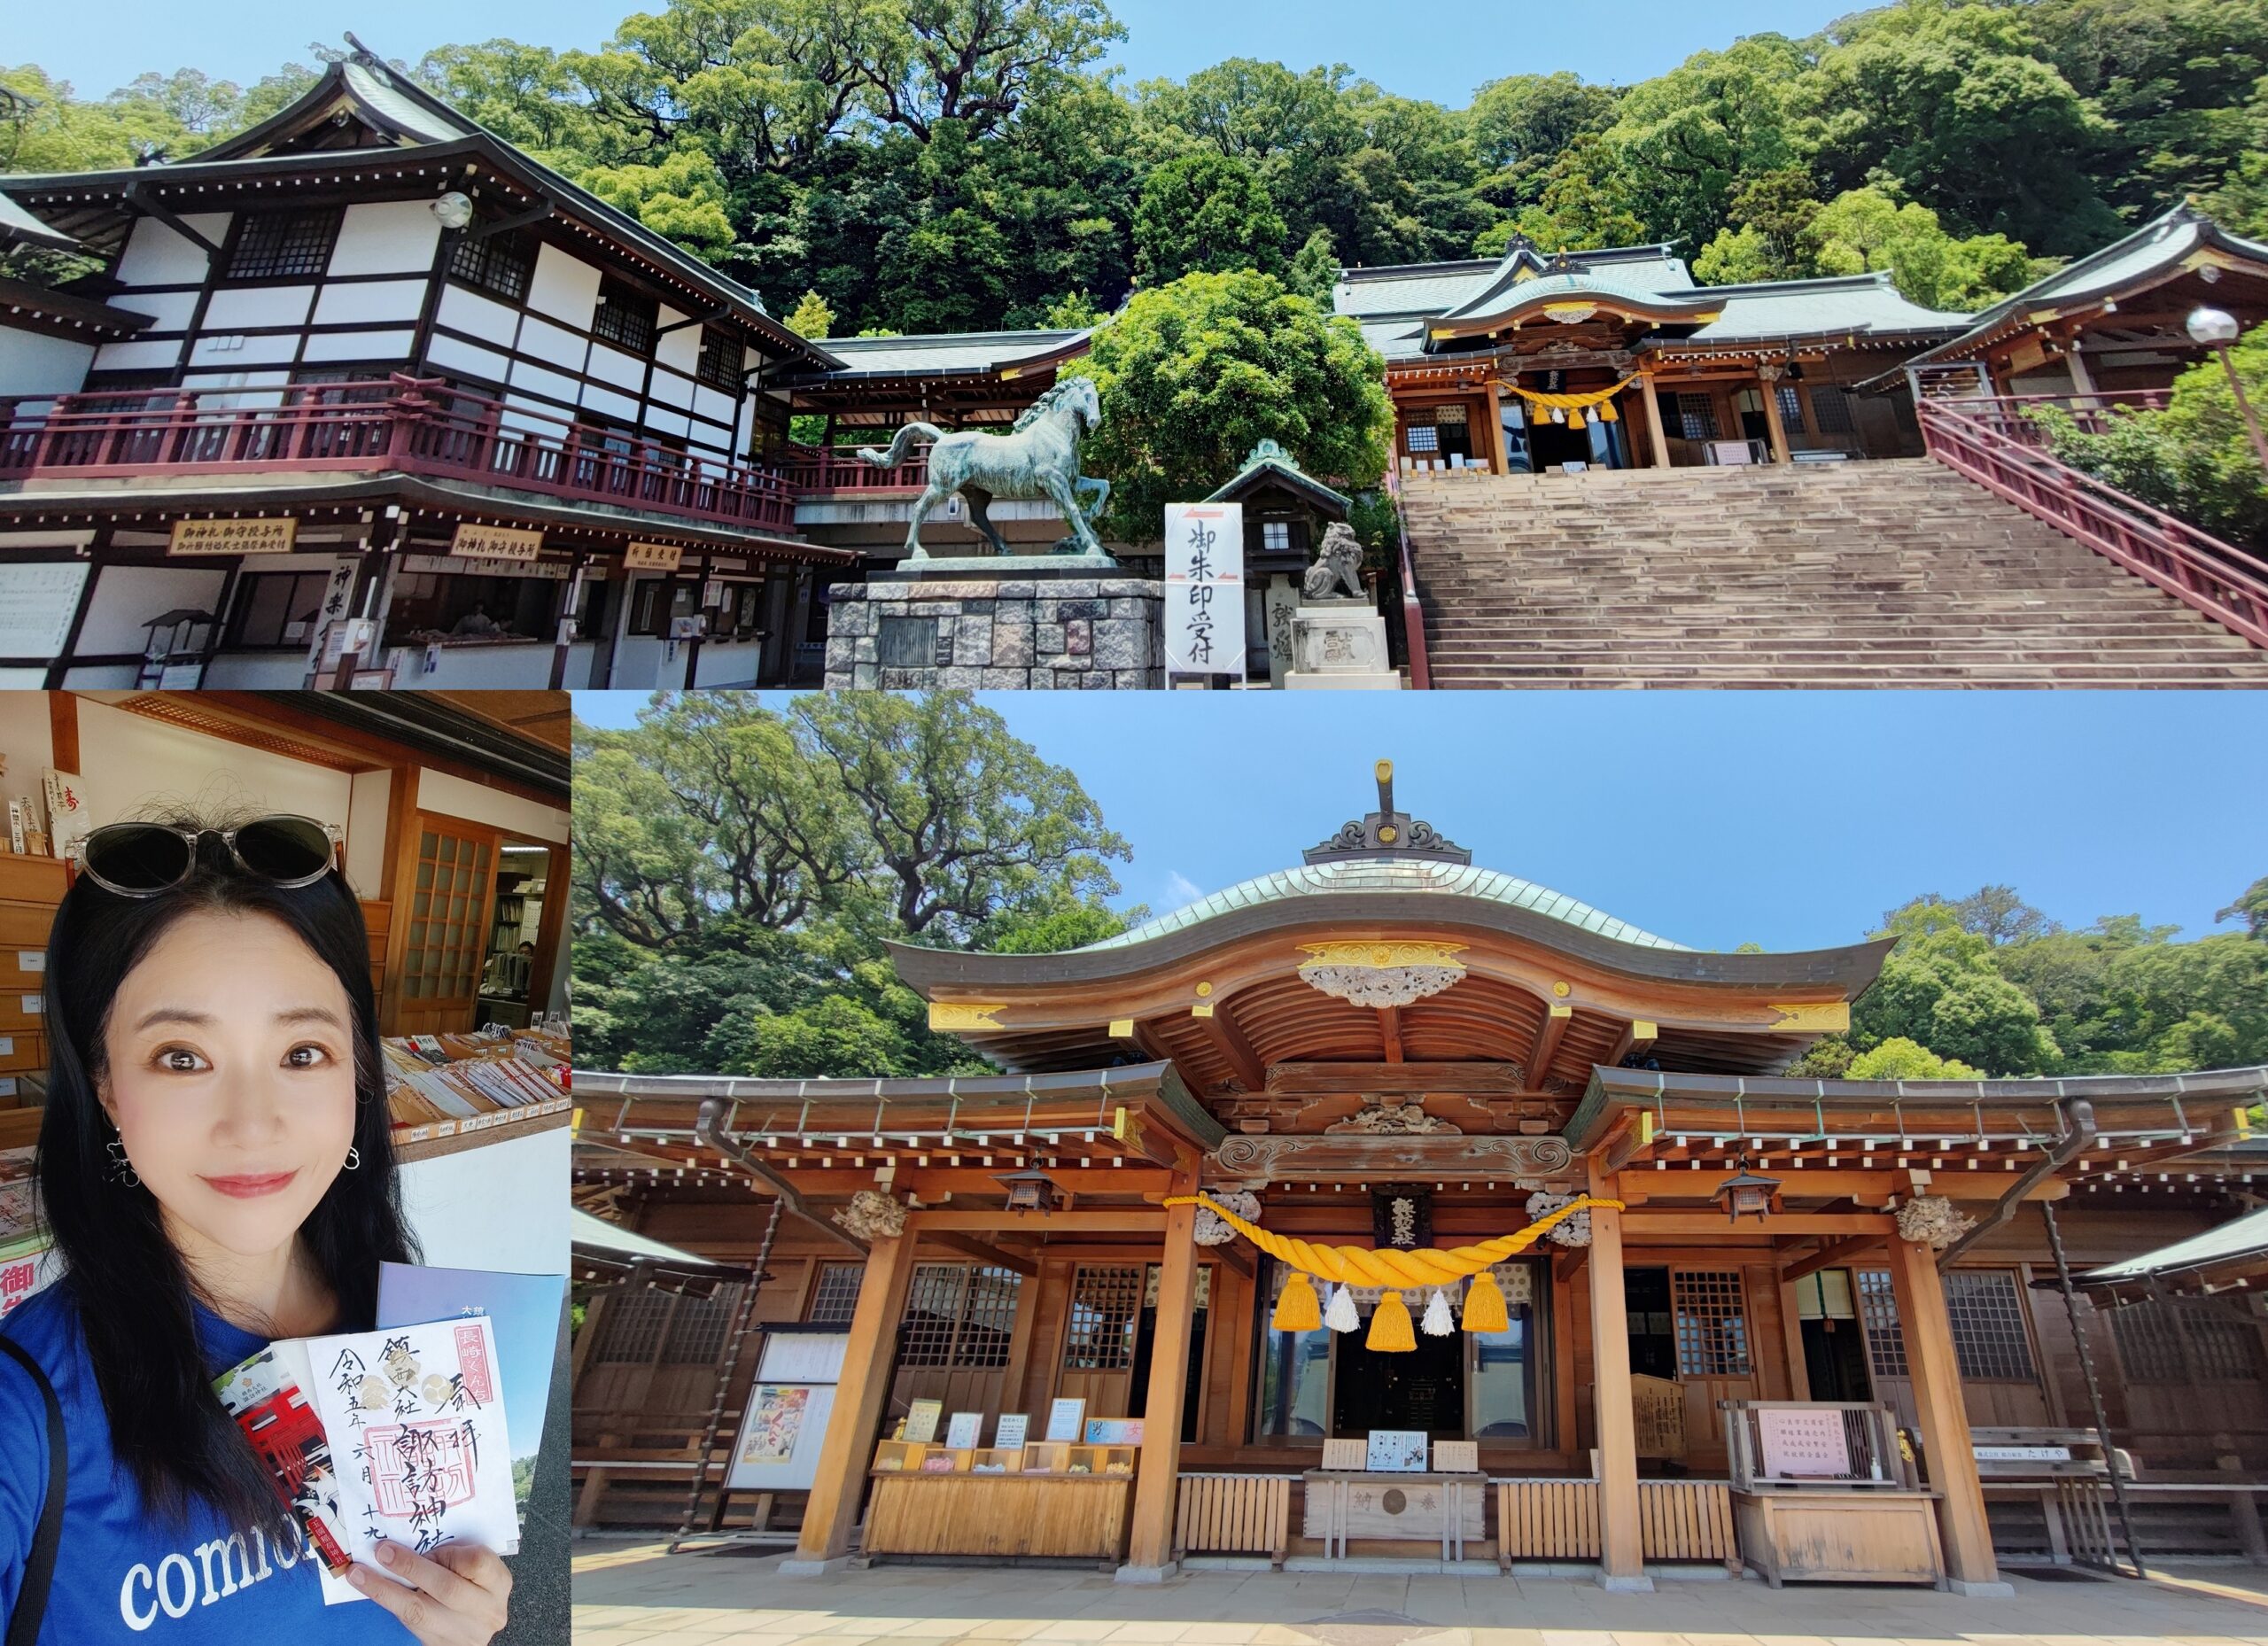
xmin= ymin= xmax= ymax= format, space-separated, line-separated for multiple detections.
xmin=944 ymin=1411 xmax=983 ymax=1449
xmin=1084 ymin=1417 xmax=1143 ymax=1445
xmin=1365 ymin=1429 xmax=1430 ymax=1471
xmin=0 ymin=563 xmax=89 ymax=664
xmin=724 ymin=1331 xmax=849 ymax=1493
xmin=904 ymin=1398 xmax=944 ymax=1444
xmin=1044 ymin=1397 xmax=1086 ymax=1442
xmin=1757 ymin=1407 xmax=1851 ymax=1477
xmin=1162 ymin=501 xmax=1245 ymax=679
xmin=993 ymin=1413 xmax=1029 ymax=1450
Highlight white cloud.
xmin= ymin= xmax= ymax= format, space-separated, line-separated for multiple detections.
xmin=1162 ymin=870 xmax=1204 ymax=908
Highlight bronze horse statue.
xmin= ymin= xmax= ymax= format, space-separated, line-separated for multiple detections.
xmin=857 ymin=377 xmax=1112 ymax=561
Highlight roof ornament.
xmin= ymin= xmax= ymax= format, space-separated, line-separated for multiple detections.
xmin=1303 ymin=759 xmax=1472 ymax=865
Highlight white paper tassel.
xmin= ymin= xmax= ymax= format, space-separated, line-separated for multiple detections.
xmin=1421 ymin=1287 xmax=1455 ymax=1337
xmin=1324 ymin=1282 xmax=1359 ymax=1333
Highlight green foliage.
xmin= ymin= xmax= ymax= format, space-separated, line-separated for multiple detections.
xmin=1803 ymin=186 xmax=2039 ymax=309
xmin=2031 ymin=322 xmax=2268 ymax=547
xmin=1844 ymin=1037 xmax=1984 ymax=1080
xmin=571 ymin=691 xmax=1130 ymax=1077
xmin=785 ymin=289 xmax=836 ymax=338
xmin=575 ymin=146 xmax=741 ymax=258
xmin=1133 ymin=151 xmax=1285 ymax=284
xmin=1852 ymin=897 xmax=2061 ymax=1075
xmin=1064 ymin=269 xmax=1393 ymax=542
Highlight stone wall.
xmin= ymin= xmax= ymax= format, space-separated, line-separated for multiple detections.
xmin=824 ymin=574 xmax=1163 ymax=689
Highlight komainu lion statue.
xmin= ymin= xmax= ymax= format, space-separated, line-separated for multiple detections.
xmin=1301 ymin=521 xmax=1367 ymax=600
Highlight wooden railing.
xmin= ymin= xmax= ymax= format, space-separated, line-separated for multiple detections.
xmin=1390 ymin=471 xmax=1432 ymax=688
xmin=777 ymin=439 xmax=928 ymax=492
xmin=1917 ymin=396 xmax=2268 ymax=650
xmin=1173 ymin=1472 xmax=1291 ymax=1566
xmin=0 ymin=378 xmax=802 ymax=534
xmin=1495 ymin=1478 xmax=1738 ymax=1569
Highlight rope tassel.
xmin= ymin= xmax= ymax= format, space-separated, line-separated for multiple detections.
xmin=1367 ymin=1289 xmax=1416 ymax=1352
xmin=1272 ymin=1269 xmax=1321 ymax=1332
xmin=1324 ymin=1282 xmax=1359 ymax=1333
xmin=1462 ymin=1269 xmax=1510 ymax=1333
xmin=1421 ymin=1288 xmax=1455 ymax=1337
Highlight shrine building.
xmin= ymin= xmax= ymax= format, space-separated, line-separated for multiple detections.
xmin=569 ymin=766 xmax=2268 ymax=1587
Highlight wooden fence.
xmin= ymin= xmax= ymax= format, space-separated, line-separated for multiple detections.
xmin=1497 ymin=1479 xmax=1738 ymax=1570
xmin=1174 ymin=1473 xmax=1293 ymax=1566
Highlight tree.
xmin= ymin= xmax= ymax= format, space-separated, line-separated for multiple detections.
xmin=1844 ymin=1037 xmax=1984 ymax=1080
xmin=785 ymin=288 xmax=836 ymax=337
xmin=1852 ymin=898 xmax=2060 ymax=1075
xmin=2220 ymin=876 xmax=2268 ymax=940
xmin=1594 ymin=35 xmax=1810 ymax=252
xmin=1467 ymin=71 xmax=1620 ymax=206
xmin=1132 ymin=151 xmax=1285 ymax=284
xmin=853 ymin=0 xmax=1125 ymax=142
xmin=577 ymin=146 xmax=741 ymax=258
xmin=1803 ymin=186 xmax=2037 ymax=310
xmin=1064 ymin=268 xmax=1393 ymax=541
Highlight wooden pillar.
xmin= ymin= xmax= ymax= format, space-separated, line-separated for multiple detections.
xmin=1757 ymin=368 xmax=1793 ymax=464
xmin=1635 ymin=371 xmax=1672 ymax=470
xmin=1481 ymin=386 xmax=1511 ymax=476
xmin=781 ymin=1224 xmax=918 ymax=1572
xmin=1885 ymin=1238 xmax=2009 ymax=1594
xmin=1587 ymin=1161 xmax=1651 ymax=1589
xmin=1118 ymin=1177 xmax=1200 ymax=1580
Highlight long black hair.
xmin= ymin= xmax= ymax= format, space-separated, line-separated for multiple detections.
xmin=32 ymin=821 xmax=417 ymax=1539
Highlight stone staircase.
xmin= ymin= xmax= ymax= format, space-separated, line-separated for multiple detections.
xmin=1401 ymin=460 xmax=2268 ymax=687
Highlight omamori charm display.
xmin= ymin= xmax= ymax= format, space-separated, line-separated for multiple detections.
xmin=1164 ymin=1191 xmax=1621 ymax=1349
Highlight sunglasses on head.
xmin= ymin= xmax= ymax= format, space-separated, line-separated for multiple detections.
xmin=68 ymin=816 xmax=343 ymax=898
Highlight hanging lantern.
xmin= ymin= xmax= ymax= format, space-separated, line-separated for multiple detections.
xmin=1367 ymin=1290 xmax=1416 ymax=1352
xmin=997 ymin=1169 xmax=1066 ymax=1215
xmin=1713 ymin=1155 xmax=1782 ymax=1223
xmin=1273 ymin=1269 xmax=1322 ymax=1331
xmin=1324 ymin=1282 xmax=1360 ymax=1333
xmin=1421 ymin=1288 xmax=1456 ymax=1337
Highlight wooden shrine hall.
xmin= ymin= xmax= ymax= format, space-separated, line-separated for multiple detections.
xmin=571 ymin=765 xmax=2268 ymax=1588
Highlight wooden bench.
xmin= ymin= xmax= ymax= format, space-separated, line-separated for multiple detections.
xmin=1173 ymin=1472 xmax=1292 ymax=1567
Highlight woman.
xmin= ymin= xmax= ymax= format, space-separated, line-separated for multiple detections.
xmin=0 ymin=816 xmax=512 ymax=1645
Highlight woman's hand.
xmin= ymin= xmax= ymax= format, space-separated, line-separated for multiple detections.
xmin=347 ymin=1540 xmax=513 ymax=1645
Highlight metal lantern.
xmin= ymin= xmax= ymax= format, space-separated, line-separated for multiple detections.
xmin=431 ymin=190 xmax=476 ymax=230
xmin=2186 ymin=306 xmax=2241 ymax=346
xmin=1713 ymin=1156 xmax=1781 ymax=1223
xmin=998 ymin=1169 xmax=1066 ymax=1215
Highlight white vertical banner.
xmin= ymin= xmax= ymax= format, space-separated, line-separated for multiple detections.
xmin=1163 ymin=501 xmax=1244 ymax=679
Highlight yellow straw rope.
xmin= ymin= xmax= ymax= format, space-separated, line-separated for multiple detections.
xmin=1162 ymin=1192 xmax=1623 ymax=1285
xmin=1494 ymin=375 xmax=1636 ymax=414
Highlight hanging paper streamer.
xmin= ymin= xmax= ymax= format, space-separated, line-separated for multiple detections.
xmin=1324 ymin=1282 xmax=1359 ymax=1333
xmin=1421 ymin=1288 xmax=1455 ymax=1337
xmin=1499 ymin=374 xmax=1631 ymax=426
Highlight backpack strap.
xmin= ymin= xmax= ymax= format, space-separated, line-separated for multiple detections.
xmin=0 ymin=1336 xmax=64 ymax=1646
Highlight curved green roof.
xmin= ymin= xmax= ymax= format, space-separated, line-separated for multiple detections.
xmin=1079 ymin=858 xmax=1690 ymax=953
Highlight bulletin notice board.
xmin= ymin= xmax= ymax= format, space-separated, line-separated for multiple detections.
xmin=724 ymin=1331 xmax=848 ymax=1493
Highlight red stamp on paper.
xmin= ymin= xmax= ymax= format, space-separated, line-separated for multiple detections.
xmin=365 ymin=1419 xmax=479 ymax=1518
xmin=454 ymin=1324 xmax=493 ymax=1403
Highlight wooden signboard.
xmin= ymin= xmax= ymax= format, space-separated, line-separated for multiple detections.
xmin=904 ymin=1399 xmax=944 ymax=1444
xmin=169 ymin=516 xmax=296 ymax=555
xmin=0 ymin=564 xmax=89 ymax=659
xmin=450 ymin=523 xmax=543 ymax=562
xmin=624 ymin=540 xmax=683 ymax=571
xmin=1757 ymin=1407 xmax=1851 ymax=1478
xmin=1432 ymin=1440 xmax=1480 ymax=1474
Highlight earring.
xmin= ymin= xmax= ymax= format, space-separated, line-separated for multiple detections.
xmin=345 ymin=1146 xmax=361 ymax=1172
xmin=106 ymin=1134 xmax=142 ymax=1189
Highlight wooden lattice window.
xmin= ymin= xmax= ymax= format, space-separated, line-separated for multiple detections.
xmin=594 ymin=1287 xmax=670 ymax=1363
xmin=594 ymin=277 xmax=658 ymax=355
xmin=696 ymin=329 xmax=744 ymax=392
xmin=1675 ymin=393 xmax=1720 ymax=441
xmin=1775 ymin=384 xmax=1805 ymax=430
xmin=2110 ymin=1297 xmax=2264 ymax=1384
xmin=895 ymin=1263 xmax=1022 ymax=1369
xmin=1672 ymin=1269 xmax=1751 ymax=1376
xmin=1808 ymin=384 xmax=1856 ymax=435
xmin=1062 ymin=1264 xmax=1144 ymax=1370
xmin=448 ymin=229 xmax=536 ymax=302
xmin=661 ymin=1284 xmax=743 ymax=1364
xmin=1943 ymin=1270 xmax=2036 ymax=1381
xmin=807 ymin=1262 xmax=864 ymax=1324
xmin=1856 ymin=1269 xmax=1908 ymax=1378
xmin=227 ymin=207 xmax=342 ymax=279
xmin=403 ymin=826 xmax=492 ymax=1001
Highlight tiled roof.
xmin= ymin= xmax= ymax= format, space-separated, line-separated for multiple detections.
xmin=1669 ymin=273 xmax=1968 ymax=344
xmin=1079 ymin=858 xmax=1690 ymax=952
xmin=809 ymin=329 xmax=1089 ymax=379
xmin=2076 ymin=1203 xmax=2268 ymax=1284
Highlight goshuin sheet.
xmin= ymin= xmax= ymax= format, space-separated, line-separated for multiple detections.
xmin=304 ymin=1316 xmax=519 ymax=1586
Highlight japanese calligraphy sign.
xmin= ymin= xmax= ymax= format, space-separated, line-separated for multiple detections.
xmin=1756 ymin=1406 xmax=1852 ymax=1478
xmin=168 ymin=516 xmax=296 ymax=555
xmin=624 ymin=540 xmax=683 ymax=571
xmin=305 ymin=1316 xmax=518 ymax=1581
xmin=449 ymin=523 xmax=543 ymax=562
xmin=1163 ymin=501 xmax=1244 ymax=679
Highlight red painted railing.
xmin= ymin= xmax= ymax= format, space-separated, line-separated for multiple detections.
xmin=1917 ymin=395 xmax=2268 ymax=649
xmin=0 ymin=377 xmax=802 ymax=533
xmin=776 ymin=439 xmax=928 ymax=492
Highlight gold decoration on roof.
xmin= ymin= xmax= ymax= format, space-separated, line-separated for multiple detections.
xmin=927 ymin=1001 xmax=1006 ymax=1030
xmin=1768 ymin=1001 xmax=1851 ymax=1032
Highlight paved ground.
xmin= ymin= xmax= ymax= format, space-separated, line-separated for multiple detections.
xmin=571 ymin=1539 xmax=2268 ymax=1646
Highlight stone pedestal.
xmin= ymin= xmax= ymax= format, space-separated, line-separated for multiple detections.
xmin=824 ymin=563 xmax=1163 ymax=689
xmin=1285 ymin=598 xmax=1402 ymax=690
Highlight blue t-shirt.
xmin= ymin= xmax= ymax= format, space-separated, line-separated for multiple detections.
xmin=0 ymin=1283 xmax=412 ymax=1644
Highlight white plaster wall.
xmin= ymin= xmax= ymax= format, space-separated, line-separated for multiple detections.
xmin=580 ymin=384 xmax=637 ymax=423
xmin=113 ymin=290 xmax=199 ymax=332
xmin=73 ymin=696 xmax=353 ymax=831
xmin=0 ymin=330 xmax=94 ymax=397
xmin=692 ymin=385 xmax=736 ymax=430
xmin=113 ymin=214 xmax=226 ymax=287
xmin=585 ymin=342 xmax=643 ymax=392
xmin=416 ymin=766 xmax=568 ymax=845
xmin=644 ymin=406 xmax=691 ymax=439
xmin=74 ymin=564 xmax=228 ymax=656
xmin=396 ymin=644 xmax=555 ymax=691
xmin=301 ymin=328 xmax=416 ymax=363
xmin=692 ymin=638 xmax=763 ymax=687
xmin=507 ymin=361 xmax=579 ymax=408
xmin=346 ymin=768 xmax=392 ymax=899
xmin=655 ymin=314 xmax=698 ymax=378
xmin=0 ymin=672 xmax=50 ymax=695
xmin=427 ymin=333 xmax=511 ymax=384
xmin=56 ymin=665 xmax=138 ymax=688
xmin=524 ymin=245 xmax=600 ymax=330
xmin=648 ymin=371 xmax=692 ymax=410
xmin=330 ymin=200 xmax=442 ymax=277
xmin=0 ymin=693 xmax=55 ymax=772
xmin=89 ymin=338 xmax=183 ymax=374
xmin=188 ymin=333 xmax=300 ymax=369
xmin=435 ymin=285 xmax=517 ymax=346
xmin=517 ymin=314 xmax=585 ymax=372
xmin=312 ymin=279 xmax=427 ymax=327
xmin=397 ymin=1125 xmax=567 ymax=1277
xmin=202 ymin=285 xmax=315 ymax=332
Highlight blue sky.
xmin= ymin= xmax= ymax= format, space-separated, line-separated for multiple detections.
xmin=29 ymin=0 xmax=1846 ymax=109
xmin=573 ymin=692 xmax=2268 ymax=953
